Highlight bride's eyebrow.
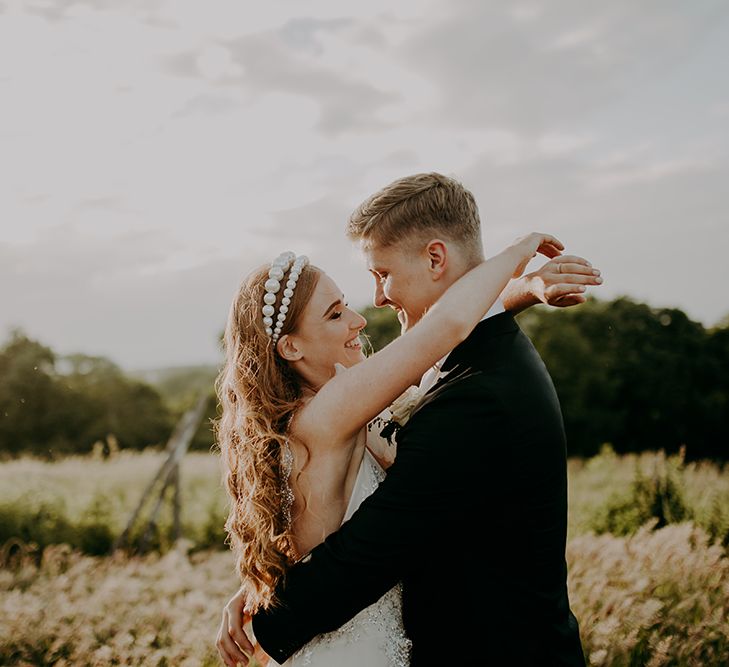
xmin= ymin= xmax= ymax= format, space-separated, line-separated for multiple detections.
xmin=322 ymin=296 xmax=344 ymax=318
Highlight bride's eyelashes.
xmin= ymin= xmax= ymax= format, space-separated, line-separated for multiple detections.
xmin=330 ymin=302 xmax=349 ymax=320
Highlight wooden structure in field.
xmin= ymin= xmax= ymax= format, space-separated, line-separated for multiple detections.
xmin=112 ymin=394 xmax=208 ymax=552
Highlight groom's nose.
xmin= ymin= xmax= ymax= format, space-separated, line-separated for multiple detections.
xmin=373 ymin=282 xmax=389 ymax=308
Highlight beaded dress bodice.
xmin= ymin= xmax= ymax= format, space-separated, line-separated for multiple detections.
xmin=275 ymin=443 xmax=411 ymax=667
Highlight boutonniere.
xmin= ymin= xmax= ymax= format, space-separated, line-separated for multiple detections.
xmin=380 ymin=381 xmax=434 ymax=444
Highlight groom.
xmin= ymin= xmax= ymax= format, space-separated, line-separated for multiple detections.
xmin=220 ymin=173 xmax=592 ymax=665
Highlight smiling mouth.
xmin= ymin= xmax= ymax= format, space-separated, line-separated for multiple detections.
xmin=344 ymin=336 xmax=362 ymax=350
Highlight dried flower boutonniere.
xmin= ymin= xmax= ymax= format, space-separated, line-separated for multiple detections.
xmin=378 ymin=384 xmax=426 ymax=445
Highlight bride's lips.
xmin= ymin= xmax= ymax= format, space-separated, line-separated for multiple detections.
xmin=344 ymin=335 xmax=362 ymax=350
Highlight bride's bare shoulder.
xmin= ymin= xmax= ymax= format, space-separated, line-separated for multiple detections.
xmin=290 ymin=364 xmax=351 ymax=450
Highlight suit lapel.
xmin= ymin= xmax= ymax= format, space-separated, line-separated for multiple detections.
xmin=425 ymin=311 xmax=519 ymax=396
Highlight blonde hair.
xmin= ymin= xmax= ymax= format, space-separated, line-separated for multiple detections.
xmin=215 ymin=261 xmax=321 ymax=612
xmin=347 ymin=172 xmax=484 ymax=263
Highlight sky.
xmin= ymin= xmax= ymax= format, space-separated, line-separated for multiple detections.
xmin=1 ymin=0 xmax=727 ymax=370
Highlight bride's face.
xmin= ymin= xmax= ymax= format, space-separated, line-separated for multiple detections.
xmin=286 ymin=272 xmax=367 ymax=371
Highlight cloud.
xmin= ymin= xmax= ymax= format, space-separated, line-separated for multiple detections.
xmin=0 ymin=224 xmax=184 ymax=291
xmin=0 ymin=223 xmax=261 ymax=368
xmin=1 ymin=0 xmax=728 ymax=368
xmin=710 ymin=100 xmax=729 ymax=118
xmin=585 ymin=156 xmax=712 ymax=191
xmin=165 ymin=29 xmax=400 ymax=136
xmin=460 ymin=143 xmax=729 ymax=326
xmin=401 ymin=1 xmax=728 ymax=132
xmin=267 ymin=197 xmax=352 ymax=241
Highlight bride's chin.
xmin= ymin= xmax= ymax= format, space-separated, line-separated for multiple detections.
xmin=340 ymin=354 xmax=365 ymax=367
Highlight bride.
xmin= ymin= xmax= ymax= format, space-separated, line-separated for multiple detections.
xmin=215 ymin=233 xmax=565 ymax=666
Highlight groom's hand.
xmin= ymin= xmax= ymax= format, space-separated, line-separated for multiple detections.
xmin=502 ymin=255 xmax=602 ymax=313
xmin=527 ymin=255 xmax=602 ymax=307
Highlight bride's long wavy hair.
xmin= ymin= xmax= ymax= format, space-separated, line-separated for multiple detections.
xmin=214 ymin=261 xmax=321 ymax=612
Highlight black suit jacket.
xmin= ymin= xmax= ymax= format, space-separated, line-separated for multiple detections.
xmin=253 ymin=312 xmax=585 ymax=666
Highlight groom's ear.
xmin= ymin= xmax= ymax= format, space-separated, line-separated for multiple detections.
xmin=276 ymin=334 xmax=304 ymax=362
xmin=425 ymin=239 xmax=447 ymax=279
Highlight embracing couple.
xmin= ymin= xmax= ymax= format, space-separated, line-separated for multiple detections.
xmin=216 ymin=173 xmax=599 ymax=666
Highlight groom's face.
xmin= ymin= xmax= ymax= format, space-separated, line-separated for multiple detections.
xmin=364 ymin=241 xmax=439 ymax=334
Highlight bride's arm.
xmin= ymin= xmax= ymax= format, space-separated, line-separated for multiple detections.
xmin=294 ymin=233 xmax=563 ymax=445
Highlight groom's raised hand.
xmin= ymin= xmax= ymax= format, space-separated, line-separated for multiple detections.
xmin=530 ymin=254 xmax=603 ymax=307
xmin=502 ymin=255 xmax=602 ymax=313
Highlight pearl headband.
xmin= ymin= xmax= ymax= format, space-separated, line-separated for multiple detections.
xmin=262 ymin=251 xmax=310 ymax=342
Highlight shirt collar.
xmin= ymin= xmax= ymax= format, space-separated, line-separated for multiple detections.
xmin=426 ymin=298 xmax=505 ymax=377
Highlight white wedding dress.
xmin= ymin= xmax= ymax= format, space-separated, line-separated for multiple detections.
xmin=273 ymin=445 xmax=412 ymax=667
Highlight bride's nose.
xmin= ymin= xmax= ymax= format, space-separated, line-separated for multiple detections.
xmin=351 ymin=311 xmax=367 ymax=330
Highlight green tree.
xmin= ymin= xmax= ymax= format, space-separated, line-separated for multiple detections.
xmin=518 ymin=297 xmax=728 ymax=460
xmin=0 ymin=331 xmax=172 ymax=457
xmin=0 ymin=330 xmax=78 ymax=455
xmin=359 ymin=305 xmax=400 ymax=353
xmin=63 ymin=353 xmax=172 ymax=452
xmin=134 ymin=365 xmax=219 ymax=452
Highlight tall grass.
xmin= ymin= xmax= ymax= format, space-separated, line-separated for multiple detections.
xmin=568 ymin=522 xmax=729 ymax=666
xmin=2 ymin=446 xmax=727 ymax=555
xmin=567 ymin=446 xmax=729 ymax=542
xmin=0 ymin=450 xmax=227 ymax=557
xmin=1 ymin=524 xmax=727 ymax=665
xmin=0 ymin=542 xmax=235 ymax=666
xmin=1 ymin=447 xmax=728 ymax=665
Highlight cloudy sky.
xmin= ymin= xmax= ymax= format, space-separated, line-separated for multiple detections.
xmin=1 ymin=0 xmax=727 ymax=369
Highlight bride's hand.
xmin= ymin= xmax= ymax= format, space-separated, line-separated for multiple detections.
xmin=250 ymin=643 xmax=272 ymax=667
xmin=216 ymin=587 xmax=267 ymax=667
xmin=509 ymin=232 xmax=564 ymax=278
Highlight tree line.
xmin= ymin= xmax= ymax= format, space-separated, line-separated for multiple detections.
xmin=0 ymin=330 xmax=215 ymax=458
xmin=1 ymin=296 xmax=727 ymax=460
xmin=361 ymin=296 xmax=729 ymax=461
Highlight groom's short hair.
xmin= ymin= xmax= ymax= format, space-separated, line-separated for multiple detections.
xmin=347 ymin=172 xmax=483 ymax=263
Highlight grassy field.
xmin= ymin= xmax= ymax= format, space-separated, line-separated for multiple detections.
xmin=1 ymin=448 xmax=728 ymax=665
xmin=0 ymin=450 xmax=228 ymax=556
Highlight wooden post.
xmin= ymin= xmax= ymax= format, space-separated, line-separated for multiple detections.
xmin=139 ymin=462 xmax=176 ymax=552
xmin=112 ymin=393 xmax=208 ymax=552
xmin=172 ymin=463 xmax=181 ymax=541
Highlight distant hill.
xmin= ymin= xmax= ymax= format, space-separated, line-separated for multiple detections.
xmin=129 ymin=364 xmax=219 ymax=410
